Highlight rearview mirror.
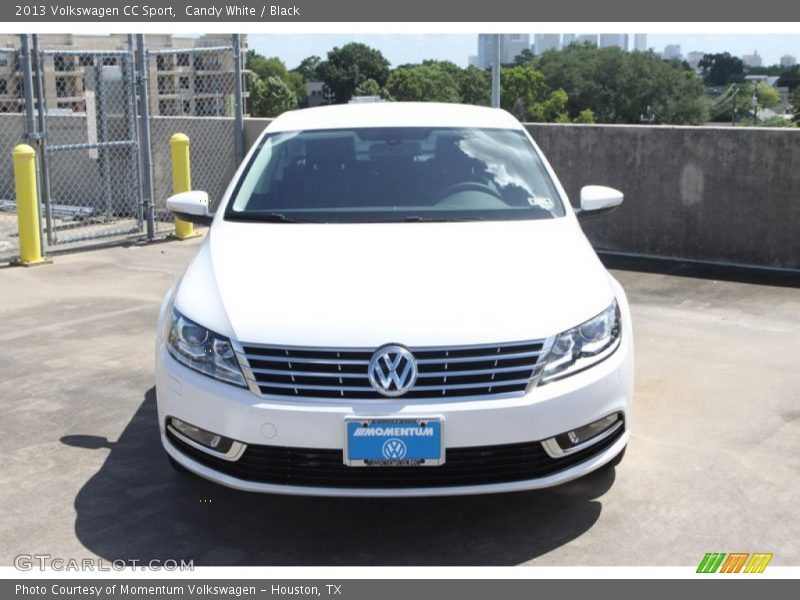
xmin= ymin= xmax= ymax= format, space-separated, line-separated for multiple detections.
xmin=166 ymin=190 xmax=213 ymax=225
xmin=576 ymin=186 xmax=623 ymax=220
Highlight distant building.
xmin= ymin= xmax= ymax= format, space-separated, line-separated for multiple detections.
xmin=686 ymin=51 xmax=706 ymax=69
xmin=562 ymin=34 xmax=577 ymax=47
xmin=348 ymin=95 xmax=384 ymax=104
xmin=663 ymin=44 xmax=682 ymax=60
xmin=468 ymin=55 xmax=479 ymax=67
xmin=745 ymin=74 xmax=780 ymax=86
xmin=633 ymin=34 xmax=647 ymax=52
xmin=0 ymin=33 xmax=248 ymax=116
xmin=780 ymin=54 xmax=797 ymax=67
xmin=533 ymin=34 xmax=560 ymax=55
xmin=599 ymin=34 xmax=628 ymax=50
xmin=577 ymin=34 xmax=598 ymax=46
xmin=743 ymin=50 xmax=762 ymax=68
xmin=305 ymin=81 xmax=325 ymax=108
xmin=476 ymin=34 xmax=531 ymax=68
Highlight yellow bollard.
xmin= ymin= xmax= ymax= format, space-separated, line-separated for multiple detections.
xmin=12 ymin=144 xmax=49 ymax=266
xmin=170 ymin=133 xmax=199 ymax=239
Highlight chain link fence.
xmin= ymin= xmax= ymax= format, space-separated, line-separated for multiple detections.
xmin=146 ymin=46 xmax=241 ymax=234
xmin=39 ymin=50 xmax=142 ymax=246
xmin=0 ymin=36 xmax=245 ymax=262
xmin=0 ymin=48 xmax=24 ymax=262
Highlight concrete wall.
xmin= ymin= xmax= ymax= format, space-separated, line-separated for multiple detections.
xmin=244 ymin=118 xmax=800 ymax=270
xmin=3 ymin=115 xmax=798 ymax=269
xmin=526 ymin=124 xmax=800 ymax=270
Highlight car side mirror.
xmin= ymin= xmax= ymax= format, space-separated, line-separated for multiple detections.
xmin=576 ymin=185 xmax=623 ymax=220
xmin=166 ymin=190 xmax=214 ymax=225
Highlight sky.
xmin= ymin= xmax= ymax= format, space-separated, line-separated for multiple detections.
xmin=248 ymin=34 xmax=800 ymax=70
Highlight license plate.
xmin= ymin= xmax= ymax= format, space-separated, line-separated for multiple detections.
xmin=344 ymin=417 xmax=444 ymax=466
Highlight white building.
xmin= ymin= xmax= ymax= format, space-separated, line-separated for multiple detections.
xmin=476 ymin=34 xmax=531 ymax=68
xmin=533 ymin=34 xmax=561 ymax=55
xmin=633 ymin=34 xmax=647 ymax=52
xmin=663 ymin=44 xmax=682 ymax=60
xmin=743 ymin=51 xmax=762 ymax=68
xmin=599 ymin=34 xmax=628 ymax=50
xmin=780 ymin=54 xmax=797 ymax=67
xmin=562 ymin=34 xmax=577 ymax=47
xmin=686 ymin=51 xmax=706 ymax=69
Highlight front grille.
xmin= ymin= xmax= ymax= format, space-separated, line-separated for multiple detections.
xmin=238 ymin=340 xmax=548 ymax=400
xmin=167 ymin=423 xmax=624 ymax=489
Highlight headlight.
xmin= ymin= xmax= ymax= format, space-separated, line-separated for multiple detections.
xmin=540 ymin=301 xmax=621 ymax=384
xmin=167 ymin=308 xmax=246 ymax=387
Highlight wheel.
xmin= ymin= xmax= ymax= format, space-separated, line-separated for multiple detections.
xmin=168 ymin=454 xmax=191 ymax=474
xmin=605 ymin=445 xmax=626 ymax=469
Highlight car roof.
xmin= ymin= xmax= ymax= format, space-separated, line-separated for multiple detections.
xmin=265 ymin=102 xmax=524 ymax=132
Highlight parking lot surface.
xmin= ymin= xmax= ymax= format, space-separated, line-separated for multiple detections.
xmin=1 ymin=237 xmax=798 ymax=566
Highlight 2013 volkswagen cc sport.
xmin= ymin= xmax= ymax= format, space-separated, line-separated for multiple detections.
xmin=156 ymin=102 xmax=633 ymax=497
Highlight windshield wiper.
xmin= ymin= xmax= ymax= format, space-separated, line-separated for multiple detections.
xmin=228 ymin=212 xmax=320 ymax=223
xmin=403 ymin=216 xmax=485 ymax=222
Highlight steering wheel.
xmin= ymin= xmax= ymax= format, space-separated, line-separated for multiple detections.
xmin=437 ymin=181 xmax=503 ymax=201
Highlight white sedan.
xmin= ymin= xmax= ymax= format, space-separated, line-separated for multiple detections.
xmin=156 ymin=102 xmax=633 ymax=496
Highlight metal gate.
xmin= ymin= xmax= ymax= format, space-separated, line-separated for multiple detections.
xmin=0 ymin=47 xmax=24 ymax=263
xmin=0 ymin=34 xmax=246 ymax=262
xmin=36 ymin=49 xmax=143 ymax=246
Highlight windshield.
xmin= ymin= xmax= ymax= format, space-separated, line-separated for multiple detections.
xmin=225 ymin=127 xmax=565 ymax=223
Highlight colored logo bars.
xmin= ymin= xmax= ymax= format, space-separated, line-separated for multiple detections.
xmin=697 ymin=552 xmax=773 ymax=573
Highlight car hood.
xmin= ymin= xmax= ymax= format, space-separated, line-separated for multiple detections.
xmin=175 ymin=218 xmax=615 ymax=347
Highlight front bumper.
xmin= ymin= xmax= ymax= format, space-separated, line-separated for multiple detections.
xmin=156 ymin=332 xmax=633 ymax=496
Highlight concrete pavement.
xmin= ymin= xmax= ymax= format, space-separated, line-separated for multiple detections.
xmin=0 ymin=237 xmax=798 ymax=566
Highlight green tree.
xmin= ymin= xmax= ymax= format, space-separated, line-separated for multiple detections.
xmin=385 ymin=64 xmax=461 ymax=103
xmin=354 ymin=78 xmax=382 ymax=96
xmin=537 ymin=44 xmax=708 ymax=124
xmin=353 ymin=78 xmax=392 ymax=99
xmin=513 ymin=48 xmax=535 ymax=66
xmin=709 ymin=81 xmax=780 ymax=122
xmin=791 ymin=86 xmax=800 ymax=122
xmin=247 ymin=52 xmax=303 ymax=107
xmin=776 ymin=65 xmax=800 ymax=90
xmin=248 ymin=73 xmax=297 ymax=118
xmin=573 ymin=108 xmax=595 ymax=123
xmin=315 ymin=43 xmax=391 ymax=103
xmin=698 ymin=52 xmax=745 ymax=86
xmin=499 ymin=64 xmax=570 ymax=122
xmin=293 ymin=55 xmax=321 ymax=81
xmin=458 ymin=65 xmax=491 ymax=106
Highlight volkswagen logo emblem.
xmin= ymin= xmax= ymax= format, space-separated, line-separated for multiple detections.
xmin=382 ymin=438 xmax=407 ymax=459
xmin=368 ymin=345 xmax=418 ymax=397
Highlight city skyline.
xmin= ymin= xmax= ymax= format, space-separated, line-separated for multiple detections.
xmin=249 ymin=34 xmax=800 ymax=70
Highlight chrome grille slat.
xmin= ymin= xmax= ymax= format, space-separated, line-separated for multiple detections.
xmin=411 ymin=378 xmax=534 ymax=392
xmin=416 ymin=350 xmax=541 ymax=364
xmin=239 ymin=339 xmax=549 ymax=400
xmin=246 ymin=356 xmax=370 ymax=365
xmin=419 ymin=365 xmax=535 ymax=377
xmin=250 ymin=368 xmax=371 ymax=379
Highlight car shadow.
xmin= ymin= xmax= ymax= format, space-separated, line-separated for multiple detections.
xmin=65 ymin=388 xmax=616 ymax=566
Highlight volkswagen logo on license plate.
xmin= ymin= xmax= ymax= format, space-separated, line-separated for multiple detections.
xmin=382 ymin=438 xmax=408 ymax=459
xmin=368 ymin=345 xmax=418 ymax=397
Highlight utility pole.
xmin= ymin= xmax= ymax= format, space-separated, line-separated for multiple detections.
xmin=752 ymin=81 xmax=759 ymax=123
xmin=732 ymin=85 xmax=738 ymax=126
xmin=490 ymin=34 xmax=501 ymax=108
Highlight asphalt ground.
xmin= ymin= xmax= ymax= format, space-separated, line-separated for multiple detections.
xmin=1 ymin=237 xmax=798 ymax=566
